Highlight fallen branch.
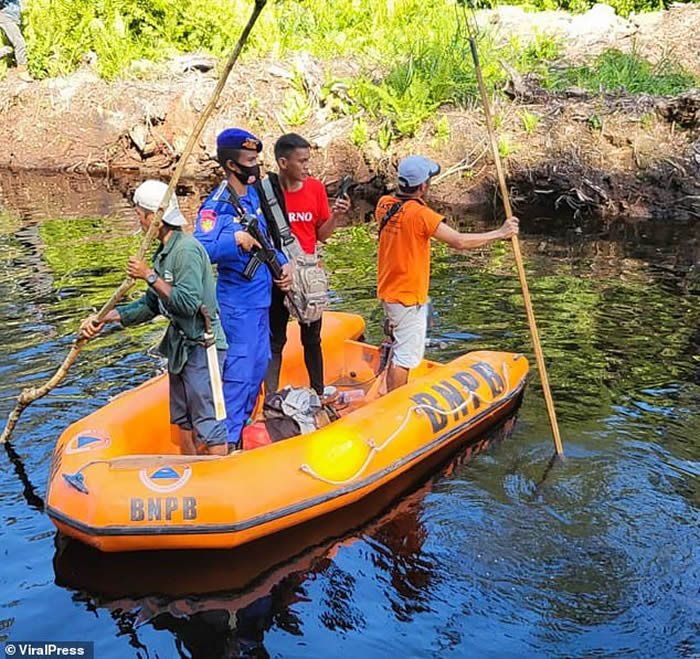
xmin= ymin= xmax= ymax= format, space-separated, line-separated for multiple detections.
xmin=432 ymin=146 xmax=487 ymax=185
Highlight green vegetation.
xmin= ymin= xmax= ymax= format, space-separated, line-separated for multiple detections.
xmin=332 ymin=26 xmax=573 ymax=141
xmin=351 ymin=118 xmax=370 ymax=147
xmin=640 ymin=111 xmax=656 ymax=129
xmin=17 ymin=0 xmax=698 ymax=142
xmin=588 ymin=113 xmax=603 ymax=131
xmin=0 ymin=213 xmax=21 ymax=234
xmin=498 ymin=134 xmax=518 ymax=158
xmin=281 ymin=90 xmax=312 ymax=127
xmin=475 ymin=0 xmax=667 ymax=15
xmin=518 ymin=109 xmax=541 ymax=135
xmin=546 ymin=49 xmax=697 ymax=96
xmin=429 ymin=115 xmax=452 ymax=148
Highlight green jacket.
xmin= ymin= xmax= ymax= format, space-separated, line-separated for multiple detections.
xmin=117 ymin=229 xmax=227 ymax=374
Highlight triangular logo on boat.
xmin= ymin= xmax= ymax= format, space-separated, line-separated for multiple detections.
xmin=139 ymin=464 xmax=192 ymax=493
xmin=150 ymin=467 xmax=179 ymax=480
xmin=76 ymin=436 xmax=101 ymax=448
xmin=66 ymin=430 xmax=111 ymax=454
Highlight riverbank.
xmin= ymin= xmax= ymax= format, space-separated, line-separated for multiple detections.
xmin=1 ymin=3 xmax=699 ymax=223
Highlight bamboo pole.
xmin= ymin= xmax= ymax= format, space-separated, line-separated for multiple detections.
xmin=0 ymin=0 xmax=268 ymax=444
xmin=467 ymin=37 xmax=565 ymax=456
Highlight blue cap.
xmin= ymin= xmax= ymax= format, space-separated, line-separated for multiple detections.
xmin=397 ymin=155 xmax=441 ymax=187
xmin=216 ymin=128 xmax=263 ymax=152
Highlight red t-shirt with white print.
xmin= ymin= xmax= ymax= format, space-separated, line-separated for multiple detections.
xmin=283 ymin=177 xmax=331 ymax=254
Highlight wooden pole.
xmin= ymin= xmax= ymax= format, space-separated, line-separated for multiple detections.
xmin=468 ymin=38 xmax=564 ymax=456
xmin=0 ymin=0 xmax=268 ymax=444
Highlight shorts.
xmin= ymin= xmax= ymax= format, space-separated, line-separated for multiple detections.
xmin=382 ymin=301 xmax=428 ymax=369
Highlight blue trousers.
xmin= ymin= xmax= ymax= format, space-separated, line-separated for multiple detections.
xmin=220 ymin=306 xmax=271 ymax=445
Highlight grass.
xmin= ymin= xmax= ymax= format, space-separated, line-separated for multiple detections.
xmin=475 ymin=0 xmax=666 ymax=14
xmin=17 ymin=0 xmax=699 ymax=141
xmin=432 ymin=116 xmax=451 ymax=146
xmin=325 ymin=27 xmax=566 ymax=142
xmin=547 ymin=49 xmax=697 ymax=96
xmin=518 ymin=109 xmax=541 ymax=134
xmin=498 ymin=134 xmax=518 ymax=158
xmin=351 ymin=119 xmax=370 ymax=147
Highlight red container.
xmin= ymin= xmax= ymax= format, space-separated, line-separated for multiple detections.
xmin=241 ymin=422 xmax=272 ymax=451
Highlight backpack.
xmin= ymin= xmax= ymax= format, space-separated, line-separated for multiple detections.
xmin=260 ymin=176 xmax=329 ymax=324
xmin=263 ymin=386 xmax=322 ymax=442
xmin=283 ymin=251 xmax=329 ymax=324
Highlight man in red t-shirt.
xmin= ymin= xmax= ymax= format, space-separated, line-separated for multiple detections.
xmin=264 ymin=133 xmax=350 ymax=396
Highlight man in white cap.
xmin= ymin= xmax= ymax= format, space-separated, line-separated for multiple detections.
xmin=376 ymin=155 xmax=519 ymax=392
xmin=79 ymin=180 xmax=230 ymax=455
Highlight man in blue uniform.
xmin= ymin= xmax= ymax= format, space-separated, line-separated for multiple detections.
xmin=194 ymin=128 xmax=292 ymax=447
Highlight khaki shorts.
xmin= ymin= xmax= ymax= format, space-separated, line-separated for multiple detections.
xmin=382 ymin=301 xmax=428 ymax=369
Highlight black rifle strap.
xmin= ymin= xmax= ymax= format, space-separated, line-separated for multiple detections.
xmin=225 ymin=183 xmax=266 ymax=279
xmin=224 ymin=184 xmax=303 ymax=318
xmin=224 ymin=184 xmax=249 ymax=220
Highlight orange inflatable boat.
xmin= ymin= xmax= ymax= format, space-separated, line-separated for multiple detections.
xmin=46 ymin=312 xmax=528 ymax=552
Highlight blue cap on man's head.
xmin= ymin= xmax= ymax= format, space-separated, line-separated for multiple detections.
xmin=397 ymin=155 xmax=441 ymax=187
xmin=216 ymin=128 xmax=263 ymax=152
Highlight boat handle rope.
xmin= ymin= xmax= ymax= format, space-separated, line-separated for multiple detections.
xmin=63 ymin=364 xmax=511 ymax=492
xmin=300 ymin=362 xmax=511 ymax=486
xmin=60 ymin=453 xmax=227 ymax=494
xmin=61 ymin=461 xmax=110 ymax=494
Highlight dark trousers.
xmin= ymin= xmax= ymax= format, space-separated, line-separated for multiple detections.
xmin=265 ymin=286 xmax=324 ymax=395
xmin=169 ymin=345 xmax=229 ymax=447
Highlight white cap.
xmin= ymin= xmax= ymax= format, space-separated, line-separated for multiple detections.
xmin=133 ymin=180 xmax=187 ymax=227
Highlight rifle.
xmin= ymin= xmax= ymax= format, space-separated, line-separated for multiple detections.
xmin=227 ymin=185 xmax=304 ymax=320
xmin=241 ymin=211 xmax=285 ymax=280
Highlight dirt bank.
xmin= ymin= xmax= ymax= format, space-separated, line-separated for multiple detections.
xmin=1 ymin=4 xmax=699 ymax=224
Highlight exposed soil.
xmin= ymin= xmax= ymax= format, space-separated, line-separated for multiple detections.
xmin=1 ymin=4 xmax=699 ymax=226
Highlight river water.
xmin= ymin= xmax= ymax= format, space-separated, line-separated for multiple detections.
xmin=0 ymin=171 xmax=698 ymax=658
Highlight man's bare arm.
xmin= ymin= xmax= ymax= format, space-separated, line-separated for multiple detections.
xmin=433 ymin=216 xmax=519 ymax=250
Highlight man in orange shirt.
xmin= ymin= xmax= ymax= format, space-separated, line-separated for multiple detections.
xmin=376 ymin=155 xmax=519 ymax=392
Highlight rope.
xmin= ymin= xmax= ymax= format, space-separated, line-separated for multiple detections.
xmin=300 ymin=362 xmax=510 ymax=486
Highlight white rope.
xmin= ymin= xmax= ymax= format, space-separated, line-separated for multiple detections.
xmin=300 ymin=362 xmax=512 ymax=486
xmin=299 ymin=398 xmax=471 ymax=486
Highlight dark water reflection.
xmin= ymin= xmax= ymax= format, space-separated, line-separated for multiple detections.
xmin=0 ymin=172 xmax=698 ymax=658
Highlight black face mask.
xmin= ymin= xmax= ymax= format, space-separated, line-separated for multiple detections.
xmin=232 ymin=162 xmax=261 ymax=185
